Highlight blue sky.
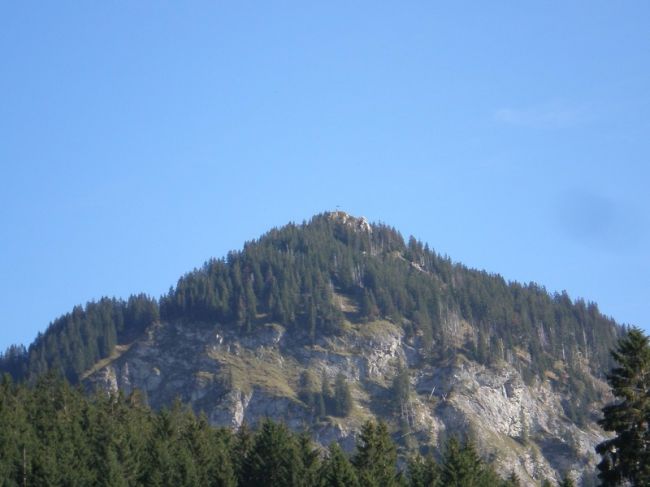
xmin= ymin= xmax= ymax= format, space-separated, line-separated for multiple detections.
xmin=1 ymin=2 xmax=649 ymax=350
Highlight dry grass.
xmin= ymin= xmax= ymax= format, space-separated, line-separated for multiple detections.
xmin=81 ymin=343 xmax=134 ymax=380
xmin=209 ymin=347 xmax=299 ymax=399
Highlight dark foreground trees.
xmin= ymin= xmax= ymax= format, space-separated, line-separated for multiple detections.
xmin=596 ymin=327 xmax=650 ymax=486
xmin=0 ymin=373 xmax=536 ymax=486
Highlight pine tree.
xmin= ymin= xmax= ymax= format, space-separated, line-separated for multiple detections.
xmin=596 ymin=327 xmax=650 ymax=486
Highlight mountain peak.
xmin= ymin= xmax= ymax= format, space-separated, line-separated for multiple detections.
xmin=2 ymin=212 xmax=623 ymax=484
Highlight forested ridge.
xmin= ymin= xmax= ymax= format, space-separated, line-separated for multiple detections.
xmin=0 ymin=295 xmax=159 ymax=383
xmin=0 ymin=212 xmax=623 ymax=423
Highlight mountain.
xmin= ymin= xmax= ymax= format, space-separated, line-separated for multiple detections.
xmin=1 ymin=212 xmax=623 ymax=485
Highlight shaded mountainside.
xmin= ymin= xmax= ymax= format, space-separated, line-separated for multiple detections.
xmin=1 ymin=212 xmax=624 ymax=484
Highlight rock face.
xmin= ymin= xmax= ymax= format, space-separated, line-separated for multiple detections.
xmin=87 ymin=314 xmax=606 ymax=486
xmin=326 ymin=211 xmax=372 ymax=233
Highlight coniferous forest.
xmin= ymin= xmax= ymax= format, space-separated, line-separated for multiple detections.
xmin=0 ymin=373 xmax=567 ymax=487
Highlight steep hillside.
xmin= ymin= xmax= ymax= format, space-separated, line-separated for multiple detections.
xmin=1 ymin=212 xmax=623 ymax=485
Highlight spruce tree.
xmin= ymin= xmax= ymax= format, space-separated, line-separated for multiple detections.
xmin=440 ymin=437 xmax=488 ymax=487
xmin=321 ymin=372 xmax=333 ymax=416
xmin=392 ymin=363 xmax=410 ymax=415
xmin=596 ymin=327 xmax=650 ymax=486
xmin=352 ymin=420 xmax=398 ymax=487
xmin=333 ymin=373 xmax=353 ymax=417
xmin=299 ymin=370 xmax=319 ymax=413
xmin=297 ymin=432 xmax=321 ymax=487
xmin=317 ymin=391 xmax=327 ymax=419
xmin=240 ymin=420 xmax=301 ymax=487
xmin=232 ymin=422 xmax=254 ymax=483
xmin=406 ymin=454 xmax=440 ymax=487
xmin=320 ymin=442 xmax=359 ymax=487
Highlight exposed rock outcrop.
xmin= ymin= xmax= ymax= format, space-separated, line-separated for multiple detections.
xmin=87 ymin=314 xmax=606 ymax=486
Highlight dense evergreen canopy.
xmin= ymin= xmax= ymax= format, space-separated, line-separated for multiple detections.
xmin=0 ymin=374 xmax=530 ymax=486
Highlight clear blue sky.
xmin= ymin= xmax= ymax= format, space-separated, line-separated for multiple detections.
xmin=1 ymin=2 xmax=649 ymax=350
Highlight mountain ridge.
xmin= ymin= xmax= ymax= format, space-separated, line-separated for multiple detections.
xmin=0 ymin=212 xmax=623 ymax=485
